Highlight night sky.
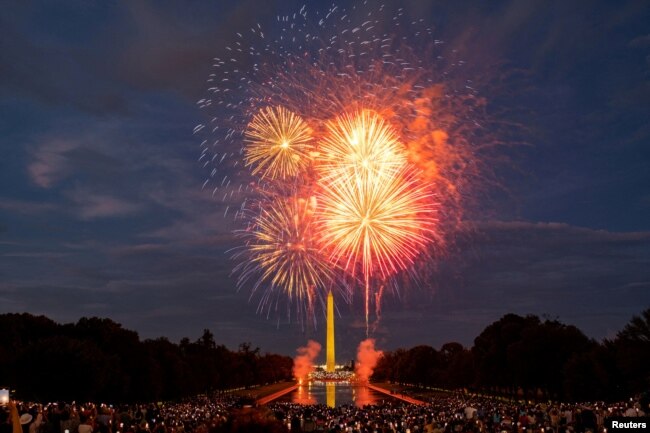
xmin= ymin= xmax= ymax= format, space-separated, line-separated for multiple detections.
xmin=1 ymin=0 xmax=649 ymax=363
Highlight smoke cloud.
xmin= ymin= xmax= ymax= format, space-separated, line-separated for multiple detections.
xmin=355 ymin=338 xmax=383 ymax=382
xmin=293 ymin=340 xmax=321 ymax=383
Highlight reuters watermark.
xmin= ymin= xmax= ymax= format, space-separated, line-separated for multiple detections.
xmin=606 ymin=417 xmax=650 ymax=432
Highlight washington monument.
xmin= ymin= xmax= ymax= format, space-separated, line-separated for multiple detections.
xmin=326 ymin=290 xmax=335 ymax=372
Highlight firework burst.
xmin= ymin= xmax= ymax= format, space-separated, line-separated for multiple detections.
xmin=233 ymin=194 xmax=335 ymax=323
xmin=196 ymin=3 xmax=500 ymax=328
xmin=316 ymin=164 xmax=437 ymax=281
xmin=318 ymin=109 xmax=406 ymax=183
xmin=244 ymin=106 xmax=314 ymax=180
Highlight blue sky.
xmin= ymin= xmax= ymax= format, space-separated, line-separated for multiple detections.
xmin=1 ymin=0 xmax=649 ymax=362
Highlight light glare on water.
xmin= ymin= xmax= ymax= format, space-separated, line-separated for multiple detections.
xmin=277 ymin=382 xmax=393 ymax=407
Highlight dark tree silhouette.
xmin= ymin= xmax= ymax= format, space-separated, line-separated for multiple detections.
xmin=618 ymin=308 xmax=650 ymax=342
xmin=370 ymin=311 xmax=648 ymax=401
xmin=439 ymin=342 xmax=474 ymax=388
xmin=613 ymin=308 xmax=650 ymax=395
xmin=473 ymin=314 xmax=539 ymax=393
xmin=0 ymin=313 xmax=293 ymax=402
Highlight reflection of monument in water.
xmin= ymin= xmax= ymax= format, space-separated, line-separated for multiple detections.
xmin=326 ymin=382 xmax=335 ymax=408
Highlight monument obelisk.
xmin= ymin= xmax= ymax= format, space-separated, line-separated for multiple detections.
xmin=326 ymin=290 xmax=335 ymax=372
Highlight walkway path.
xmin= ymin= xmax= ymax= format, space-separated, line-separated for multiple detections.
xmin=367 ymin=383 xmax=427 ymax=405
xmin=256 ymin=384 xmax=298 ymax=405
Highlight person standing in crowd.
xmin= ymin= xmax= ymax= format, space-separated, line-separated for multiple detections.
xmin=624 ymin=404 xmax=638 ymax=417
xmin=28 ymin=406 xmax=42 ymax=433
xmin=78 ymin=416 xmax=92 ymax=433
xmin=4 ymin=401 xmax=21 ymax=433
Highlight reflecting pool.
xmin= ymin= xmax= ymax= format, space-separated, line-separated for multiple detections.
xmin=274 ymin=381 xmax=395 ymax=407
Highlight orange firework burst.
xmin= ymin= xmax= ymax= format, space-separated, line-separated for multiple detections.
xmin=318 ymin=109 xmax=406 ymax=182
xmin=316 ymin=110 xmax=437 ymax=278
xmin=233 ymin=194 xmax=335 ymax=322
xmin=315 ymin=110 xmax=439 ymax=332
xmin=244 ymin=106 xmax=314 ymax=180
xmin=317 ymin=165 xmax=437 ymax=279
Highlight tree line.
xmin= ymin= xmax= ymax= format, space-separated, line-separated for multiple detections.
xmin=0 ymin=314 xmax=293 ymax=403
xmin=1 ymin=310 xmax=648 ymax=403
xmin=373 ymin=309 xmax=650 ymax=402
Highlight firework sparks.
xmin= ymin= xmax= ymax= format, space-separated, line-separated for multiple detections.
xmin=244 ymin=106 xmax=314 ymax=180
xmin=317 ymin=164 xmax=437 ymax=280
xmin=318 ymin=110 xmax=406 ymax=183
xmin=315 ymin=111 xmax=438 ymax=331
xmin=233 ymin=194 xmax=334 ymax=323
xmin=197 ymin=3 xmax=498 ymax=328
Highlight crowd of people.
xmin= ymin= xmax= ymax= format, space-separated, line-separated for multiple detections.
xmin=1 ymin=389 xmax=647 ymax=433
xmin=271 ymin=393 xmax=648 ymax=433
xmin=0 ymin=397 xmax=238 ymax=433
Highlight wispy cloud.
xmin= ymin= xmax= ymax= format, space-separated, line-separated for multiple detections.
xmin=66 ymin=187 xmax=143 ymax=220
xmin=27 ymin=139 xmax=78 ymax=188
